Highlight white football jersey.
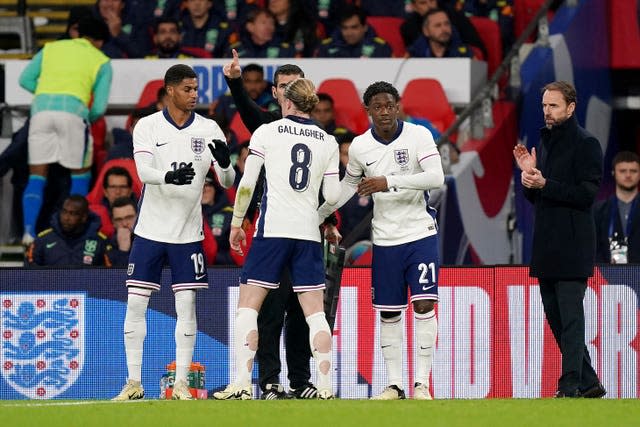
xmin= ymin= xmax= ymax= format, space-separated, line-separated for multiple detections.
xmin=250 ymin=116 xmax=340 ymax=242
xmin=346 ymin=121 xmax=440 ymax=246
xmin=132 ymin=110 xmax=233 ymax=243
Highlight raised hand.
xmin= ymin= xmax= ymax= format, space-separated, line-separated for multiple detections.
xmin=164 ymin=162 xmax=195 ymax=185
xmin=222 ymin=49 xmax=242 ymax=79
xmin=513 ymin=144 xmax=537 ymax=173
xmin=208 ymin=139 xmax=231 ymax=168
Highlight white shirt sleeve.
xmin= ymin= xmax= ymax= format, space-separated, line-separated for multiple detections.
xmin=133 ymin=118 xmax=165 ymax=184
xmin=317 ymin=144 xmax=362 ymax=221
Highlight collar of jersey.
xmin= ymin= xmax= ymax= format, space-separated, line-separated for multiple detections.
xmin=163 ymin=108 xmax=196 ymax=130
xmin=284 ymin=115 xmax=315 ymax=125
xmin=371 ymin=119 xmax=403 ymax=145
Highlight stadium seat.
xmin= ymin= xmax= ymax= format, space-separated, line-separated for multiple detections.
xmin=229 ymin=112 xmax=252 ymax=145
xmin=514 ymin=0 xmax=554 ymax=42
xmin=125 ymin=79 xmax=164 ymax=129
xmin=181 ymin=46 xmax=213 ymax=58
xmin=317 ymin=79 xmax=369 ymax=134
xmin=366 ymin=16 xmax=406 ymax=57
xmin=469 ymin=16 xmax=503 ymax=78
xmin=401 ymin=78 xmax=456 ymax=136
xmin=86 ymin=158 xmax=143 ymax=206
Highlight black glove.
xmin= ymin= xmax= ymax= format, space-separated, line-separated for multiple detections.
xmin=164 ymin=162 xmax=195 ymax=185
xmin=208 ymin=139 xmax=231 ymax=168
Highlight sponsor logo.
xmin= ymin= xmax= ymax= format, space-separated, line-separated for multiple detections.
xmin=45 ymin=242 xmax=57 ymax=249
xmin=1 ymin=293 xmax=85 ymax=399
xmin=422 ymin=284 xmax=435 ymax=291
xmin=365 ymin=161 xmax=377 ymax=167
xmin=155 ymin=142 xmax=169 ymax=147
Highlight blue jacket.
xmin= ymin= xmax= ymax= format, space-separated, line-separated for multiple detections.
xmin=180 ymin=11 xmax=233 ymax=57
xmin=26 ymin=212 xmax=112 ymax=267
xmin=227 ymin=35 xmax=296 ymax=58
xmin=316 ymin=27 xmax=392 ymax=58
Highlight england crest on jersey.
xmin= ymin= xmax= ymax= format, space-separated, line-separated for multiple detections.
xmin=1 ymin=293 xmax=85 ymax=399
xmin=191 ymin=137 xmax=206 ymax=155
xmin=394 ymin=149 xmax=409 ymax=166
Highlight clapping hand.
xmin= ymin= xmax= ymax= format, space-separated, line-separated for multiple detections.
xmin=513 ymin=143 xmax=537 ymax=173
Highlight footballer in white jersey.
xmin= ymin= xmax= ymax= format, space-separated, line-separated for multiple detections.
xmin=318 ymin=81 xmax=444 ymax=400
xmin=132 ymin=109 xmax=234 ymax=244
xmin=114 ymin=64 xmax=235 ymax=403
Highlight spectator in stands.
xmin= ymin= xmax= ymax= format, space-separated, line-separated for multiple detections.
xmin=180 ymin=0 xmax=234 ymax=57
xmin=202 ymin=174 xmax=235 ymax=264
xmin=25 ymin=195 xmax=112 ymax=267
xmin=19 ymin=16 xmax=112 ymax=246
xmin=109 ymin=197 xmax=138 ymax=266
xmin=594 ymin=151 xmax=640 ymax=264
xmin=310 ymin=93 xmax=338 ymax=134
xmin=316 ymin=5 xmax=392 ymax=58
xmin=226 ymin=8 xmax=296 ymax=58
xmin=93 ymin=0 xmax=152 ymax=58
xmin=407 ymin=9 xmax=476 ymax=58
xmin=213 ymin=63 xmax=279 ymax=124
xmin=145 ymin=17 xmax=200 ymax=58
xmin=90 ymin=166 xmax=137 ymax=238
xmin=401 ymin=0 xmax=487 ymax=58
xmin=399 ymin=104 xmax=442 ymax=140
xmin=301 ymin=0 xmax=346 ymax=36
xmin=267 ymin=0 xmax=319 ymax=57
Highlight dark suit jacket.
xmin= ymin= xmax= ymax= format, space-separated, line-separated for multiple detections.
xmin=524 ymin=115 xmax=603 ymax=279
xmin=593 ymin=195 xmax=640 ymax=263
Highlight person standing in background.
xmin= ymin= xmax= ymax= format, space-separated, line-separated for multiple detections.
xmin=19 ymin=16 xmax=112 ymax=246
xmin=513 ymin=81 xmax=606 ymax=398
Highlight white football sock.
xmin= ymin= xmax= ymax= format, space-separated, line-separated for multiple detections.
xmin=306 ymin=311 xmax=332 ymax=391
xmin=174 ymin=290 xmax=196 ymax=383
xmin=235 ymin=307 xmax=258 ymax=386
xmin=124 ymin=288 xmax=151 ymax=382
xmin=380 ymin=313 xmax=403 ymax=387
xmin=415 ymin=310 xmax=437 ymax=386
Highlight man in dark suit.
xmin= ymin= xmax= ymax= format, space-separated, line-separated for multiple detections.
xmin=513 ymin=81 xmax=606 ymax=398
xmin=594 ymin=151 xmax=640 ymax=264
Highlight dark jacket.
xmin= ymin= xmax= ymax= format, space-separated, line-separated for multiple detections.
xmin=180 ymin=11 xmax=232 ymax=57
xmin=316 ymin=27 xmax=392 ymax=58
xmin=109 ymin=233 xmax=132 ymax=267
xmin=203 ymin=189 xmax=234 ymax=265
xmin=227 ymin=35 xmax=296 ymax=59
xmin=524 ymin=115 xmax=603 ymax=279
xmin=26 ymin=212 xmax=112 ymax=267
xmin=407 ymin=34 xmax=474 ymax=58
xmin=593 ymin=195 xmax=640 ymax=263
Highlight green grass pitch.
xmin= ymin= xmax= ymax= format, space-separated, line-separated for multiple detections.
xmin=2 ymin=399 xmax=640 ymax=427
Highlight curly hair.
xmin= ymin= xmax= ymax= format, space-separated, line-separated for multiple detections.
xmin=363 ymin=81 xmax=400 ymax=106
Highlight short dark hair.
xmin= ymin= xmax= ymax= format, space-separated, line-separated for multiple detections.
xmin=164 ymin=64 xmax=197 ymax=86
xmin=65 ymin=194 xmax=89 ymax=214
xmin=111 ymin=197 xmax=137 ymax=214
xmin=156 ymin=86 xmax=167 ymax=102
xmin=612 ymin=151 xmax=640 ymax=168
xmin=154 ymin=16 xmax=180 ymax=33
xmin=274 ymin=64 xmax=304 ymax=86
xmin=363 ymin=81 xmax=400 ymax=106
xmin=422 ymin=8 xmax=448 ymax=28
xmin=243 ymin=63 xmax=264 ymax=76
xmin=103 ymin=166 xmax=133 ymax=190
xmin=542 ymin=81 xmax=577 ymax=106
xmin=78 ymin=16 xmax=110 ymax=42
xmin=340 ymin=5 xmax=366 ymax=26
xmin=317 ymin=93 xmax=334 ymax=106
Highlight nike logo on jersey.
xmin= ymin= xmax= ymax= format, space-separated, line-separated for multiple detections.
xmin=365 ymin=160 xmax=377 ymax=166
xmin=46 ymin=242 xmax=57 ymax=249
xmin=183 ymin=333 xmax=195 ymax=337
xmin=422 ymin=284 xmax=435 ymax=291
xmin=124 ymin=331 xmax=134 ymax=335
xmin=381 ymin=345 xmax=391 ymax=349
xmin=156 ymin=142 xmax=170 ymax=147
xmin=420 ymin=346 xmax=432 ymax=350
xmin=195 ymin=274 xmax=206 ymax=280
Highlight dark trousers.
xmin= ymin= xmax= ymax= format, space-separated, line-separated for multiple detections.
xmin=538 ymin=278 xmax=600 ymax=394
xmin=256 ymin=270 xmax=311 ymax=391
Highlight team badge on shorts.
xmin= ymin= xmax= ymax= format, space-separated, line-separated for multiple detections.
xmin=127 ymin=263 xmax=135 ymax=275
xmin=191 ymin=137 xmax=205 ymax=154
xmin=394 ymin=149 xmax=409 ymax=166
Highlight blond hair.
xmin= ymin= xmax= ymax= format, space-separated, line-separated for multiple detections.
xmin=284 ymin=78 xmax=319 ymax=113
